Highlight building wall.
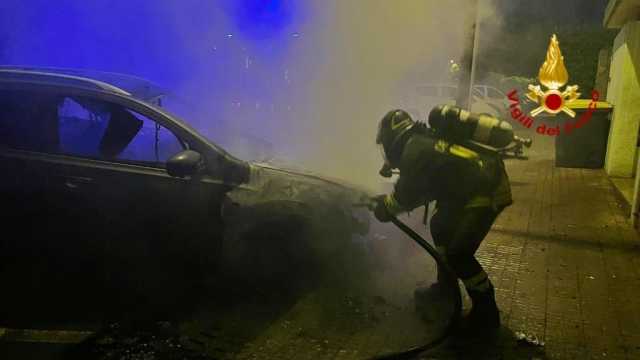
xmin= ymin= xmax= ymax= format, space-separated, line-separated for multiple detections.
xmin=606 ymin=21 xmax=640 ymax=177
xmin=595 ymin=48 xmax=611 ymax=99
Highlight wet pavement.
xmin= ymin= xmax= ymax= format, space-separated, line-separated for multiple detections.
xmin=425 ymin=131 xmax=640 ymax=359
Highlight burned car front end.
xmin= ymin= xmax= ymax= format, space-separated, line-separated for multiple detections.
xmin=219 ymin=162 xmax=373 ymax=288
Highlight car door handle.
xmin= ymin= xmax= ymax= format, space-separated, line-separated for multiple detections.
xmin=62 ymin=176 xmax=93 ymax=189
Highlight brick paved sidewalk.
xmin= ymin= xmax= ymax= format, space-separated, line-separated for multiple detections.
xmin=430 ymin=134 xmax=640 ymax=359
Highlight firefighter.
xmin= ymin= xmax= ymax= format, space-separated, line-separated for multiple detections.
xmin=373 ymin=109 xmax=512 ymax=329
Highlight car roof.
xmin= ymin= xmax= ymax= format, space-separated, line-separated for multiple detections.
xmin=0 ymin=66 xmax=166 ymax=103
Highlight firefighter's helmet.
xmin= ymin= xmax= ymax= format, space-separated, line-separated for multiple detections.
xmin=376 ymin=109 xmax=415 ymax=168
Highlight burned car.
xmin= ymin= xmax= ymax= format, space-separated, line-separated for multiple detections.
xmin=0 ymin=67 xmax=372 ymax=316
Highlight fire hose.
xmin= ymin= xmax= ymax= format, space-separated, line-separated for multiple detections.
xmin=353 ymin=202 xmax=462 ymax=359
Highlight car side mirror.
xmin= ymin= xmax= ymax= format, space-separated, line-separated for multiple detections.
xmin=166 ymin=150 xmax=203 ymax=178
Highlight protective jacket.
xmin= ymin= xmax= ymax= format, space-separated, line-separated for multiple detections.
xmin=383 ymin=131 xmax=512 ymax=215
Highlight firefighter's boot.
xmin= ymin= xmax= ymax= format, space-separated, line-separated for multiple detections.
xmin=466 ymin=281 xmax=500 ymax=329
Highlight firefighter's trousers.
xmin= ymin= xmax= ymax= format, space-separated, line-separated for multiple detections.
xmin=430 ymin=204 xmax=502 ymax=292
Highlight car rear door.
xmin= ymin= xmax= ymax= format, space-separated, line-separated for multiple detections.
xmin=0 ymin=89 xmax=63 ymax=278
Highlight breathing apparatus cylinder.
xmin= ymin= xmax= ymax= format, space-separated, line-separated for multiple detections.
xmin=428 ymin=105 xmax=514 ymax=149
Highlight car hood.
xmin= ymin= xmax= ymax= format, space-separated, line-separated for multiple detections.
xmin=228 ymin=162 xmax=372 ymax=209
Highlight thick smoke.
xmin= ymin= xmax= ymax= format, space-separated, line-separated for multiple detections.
xmin=277 ymin=0 xmax=506 ymax=191
xmin=0 ymin=0 xmax=502 ymax=191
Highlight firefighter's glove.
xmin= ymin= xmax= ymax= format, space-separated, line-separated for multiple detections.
xmin=373 ymin=195 xmax=393 ymax=223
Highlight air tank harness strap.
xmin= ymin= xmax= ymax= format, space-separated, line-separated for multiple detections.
xmin=434 ymin=139 xmax=484 ymax=169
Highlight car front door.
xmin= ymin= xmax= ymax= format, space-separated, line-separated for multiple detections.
xmin=53 ymin=92 xmax=229 ymax=306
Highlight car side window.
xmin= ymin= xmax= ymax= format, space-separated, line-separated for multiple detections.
xmin=472 ymin=87 xmax=485 ymax=98
xmin=116 ymin=111 xmax=184 ymax=164
xmin=0 ymin=89 xmax=184 ymax=167
xmin=0 ymin=90 xmax=60 ymax=153
xmin=58 ymin=96 xmax=184 ymax=165
xmin=58 ymin=97 xmax=109 ymax=157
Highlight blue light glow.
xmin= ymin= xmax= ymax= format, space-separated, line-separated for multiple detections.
xmin=0 ymin=0 xmax=306 ymax=146
xmin=229 ymin=0 xmax=295 ymax=40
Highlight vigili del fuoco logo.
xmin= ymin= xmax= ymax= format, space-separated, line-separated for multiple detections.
xmin=506 ymin=34 xmax=600 ymax=136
